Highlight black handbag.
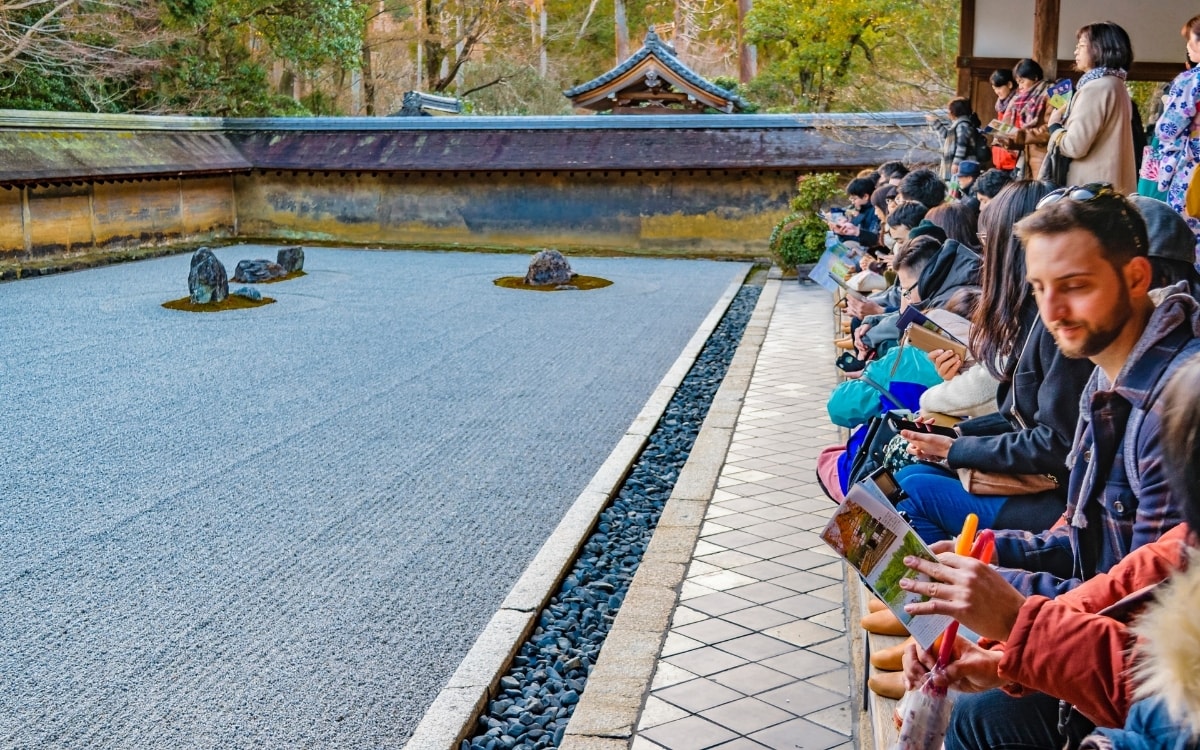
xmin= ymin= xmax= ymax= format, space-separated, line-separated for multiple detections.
xmin=1040 ymin=139 xmax=1072 ymax=187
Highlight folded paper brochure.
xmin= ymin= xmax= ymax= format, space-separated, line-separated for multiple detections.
xmin=820 ymin=481 xmax=953 ymax=650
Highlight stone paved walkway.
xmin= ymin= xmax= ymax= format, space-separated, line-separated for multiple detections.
xmin=631 ymin=281 xmax=854 ymax=750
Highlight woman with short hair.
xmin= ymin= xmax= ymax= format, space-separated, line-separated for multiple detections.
xmin=1043 ymin=22 xmax=1137 ymax=192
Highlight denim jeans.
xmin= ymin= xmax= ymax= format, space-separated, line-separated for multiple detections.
xmin=947 ymin=689 xmax=1095 ymax=750
xmin=895 ymin=463 xmax=1009 ymax=543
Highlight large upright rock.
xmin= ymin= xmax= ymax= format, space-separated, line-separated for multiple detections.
xmin=189 ymin=247 xmax=228 ymax=304
xmin=232 ymin=259 xmax=286 ymax=283
xmin=524 ymin=249 xmax=577 ymax=286
xmin=277 ymin=246 xmax=304 ymax=273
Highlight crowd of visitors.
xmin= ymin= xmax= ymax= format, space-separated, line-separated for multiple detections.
xmin=814 ymin=16 xmax=1200 ymax=750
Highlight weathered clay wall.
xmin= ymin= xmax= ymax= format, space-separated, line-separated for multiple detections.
xmin=0 ymin=176 xmax=236 ymax=260
xmin=235 ymin=169 xmax=801 ymax=258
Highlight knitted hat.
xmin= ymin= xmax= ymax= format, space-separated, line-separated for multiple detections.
xmin=907 ymin=219 xmax=948 ymax=244
xmin=1129 ymin=196 xmax=1195 ymax=264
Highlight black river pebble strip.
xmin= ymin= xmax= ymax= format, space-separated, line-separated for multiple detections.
xmin=465 ymin=284 xmax=762 ymax=750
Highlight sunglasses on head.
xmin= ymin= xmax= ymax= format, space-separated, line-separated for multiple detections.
xmin=1034 ymin=182 xmax=1144 ymax=253
xmin=1035 ymin=182 xmax=1116 ymax=210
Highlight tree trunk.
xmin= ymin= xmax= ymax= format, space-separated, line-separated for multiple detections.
xmin=614 ymin=0 xmax=629 ymax=62
xmin=362 ymin=44 xmax=376 ymax=115
xmin=539 ymin=6 xmax=547 ymax=77
xmin=737 ymin=0 xmax=756 ymax=83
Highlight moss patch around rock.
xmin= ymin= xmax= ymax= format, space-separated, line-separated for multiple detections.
xmin=162 ymin=296 xmax=277 ymax=312
xmin=493 ymin=276 xmax=613 ymax=292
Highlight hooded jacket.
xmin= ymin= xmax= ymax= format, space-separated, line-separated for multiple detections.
xmin=861 ymin=240 xmax=982 ymax=351
xmin=996 ymin=286 xmax=1200 ymax=597
xmin=1079 ymin=544 xmax=1200 ymax=749
xmin=990 ymin=524 xmax=1189 ymax=729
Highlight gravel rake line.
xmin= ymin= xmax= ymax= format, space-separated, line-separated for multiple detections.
xmin=466 ymin=284 xmax=762 ymax=750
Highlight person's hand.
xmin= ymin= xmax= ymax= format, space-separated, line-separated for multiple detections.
xmin=854 ymin=322 xmax=872 ymax=355
xmin=859 ymin=255 xmax=875 ymax=272
xmin=931 ymin=348 xmax=963 ymax=380
xmin=929 ymin=540 xmax=955 ymax=554
xmin=845 ymin=295 xmax=884 ymax=319
xmin=902 ymin=426 xmax=954 ymax=460
xmin=899 ymin=553 xmax=1027 ymax=642
xmin=836 ymin=221 xmax=860 ymax=237
xmin=903 ymin=637 xmax=1005 ymax=693
xmin=1048 ymin=106 xmax=1064 ymax=126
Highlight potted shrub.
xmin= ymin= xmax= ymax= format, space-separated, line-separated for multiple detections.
xmin=768 ymin=172 xmax=843 ymax=276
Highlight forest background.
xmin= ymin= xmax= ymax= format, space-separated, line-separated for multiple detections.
xmin=0 ymin=0 xmax=960 ymax=117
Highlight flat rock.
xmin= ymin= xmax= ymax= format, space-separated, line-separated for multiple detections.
xmin=233 ymin=259 xmax=286 ymax=283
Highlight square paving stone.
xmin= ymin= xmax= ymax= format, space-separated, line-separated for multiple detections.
xmin=703 ymin=696 xmax=795 ymax=735
xmin=807 ymin=608 xmax=847 ymax=632
xmin=724 ymin=581 xmax=795 ymax=605
xmin=805 ymin=667 xmax=850 ymax=695
xmin=771 ymin=549 xmax=839 ymax=570
xmin=740 ymin=521 xmax=799 ymax=540
xmin=764 ymin=620 xmax=843 ymax=649
xmin=720 ymin=605 xmax=796 ymax=631
xmin=771 ymin=570 xmax=840 ymax=594
xmin=690 ymin=570 xmax=759 ymax=592
xmin=749 ymin=717 xmax=848 ymax=750
xmin=674 ymin=618 xmax=754 ymax=645
xmin=737 ymin=540 xmax=800 ymax=560
xmin=756 ymin=682 xmax=847 ymax=715
xmin=766 ymin=594 xmax=840 ymax=619
xmin=697 ymin=550 xmax=761 ymax=569
xmin=655 ymin=678 xmax=744 ymax=713
xmin=687 ymin=591 xmax=754 ymax=617
xmin=664 ymin=646 xmax=748 ymax=677
xmin=661 ymin=632 xmax=705 ymax=656
xmin=758 ymin=649 xmax=845 ymax=680
xmin=704 ymin=530 xmax=767 ymax=550
xmin=638 ymin=696 xmax=692 ymax=730
xmin=745 ymin=505 xmax=800 ymax=521
xmin=639 ymin=715 xmax=739 ymax=750
xmin=651 ymin=662 xmax=698 ymax=690
xmin=671 ymin=606 xmax=709 ymax=628
xmin=712 ymin=513 xmax=772 ymax=530
xmin=709 ymin=739 xmax=771 ymax=750
xmin=731 ymin=560 xmax=799 ymax=581
xmin=709 ymin=663 xmax=795 ymax=696
xmin=715 ymin=633 xmax=795 ymax=661
xmin=803 ymin=702 xmax=853 ymax=736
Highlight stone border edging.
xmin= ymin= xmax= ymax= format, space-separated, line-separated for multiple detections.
xmin=404 ymin=268 xmax=752 ymax=750
xmin=560 ymin=276 xmax=782 ymax=750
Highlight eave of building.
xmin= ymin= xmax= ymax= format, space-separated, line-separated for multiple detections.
xmin=569 ymin=57 xmax=735 ymax=113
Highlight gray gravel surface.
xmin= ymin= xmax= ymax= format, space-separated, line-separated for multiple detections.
xmin=0 ymin=247 xmax=748 ymax=749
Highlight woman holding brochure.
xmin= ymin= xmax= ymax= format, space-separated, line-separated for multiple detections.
xmin=892 ymin=181 xmax=1094 ymax=543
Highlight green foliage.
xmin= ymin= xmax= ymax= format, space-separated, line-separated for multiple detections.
xmin=745 ymin=0 xmax=957 ymax=112
xmin=768 ymin=173 xmax=842 ymax=269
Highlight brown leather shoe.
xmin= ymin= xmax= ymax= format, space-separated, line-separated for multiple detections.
xmin=860 ymin=608 xmax=910 ymax=636
xmin=868 ymin=670 xmax=906 ymax=699
xmin=867 ymin=597 xmax=888 ymax=613
xmin=870 ymin=637 xmax=915 ymax=671
xmin=841 ymin=319 xmax=852 ymax=334
xmin=835 ymin=337 xmax=857 ymax=350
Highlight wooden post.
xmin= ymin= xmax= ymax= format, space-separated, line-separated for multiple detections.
xmin=957 ymin=0 xmax=975 ymax=98
xmin=1033 ymin=0 xmax=1060 ymax=80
